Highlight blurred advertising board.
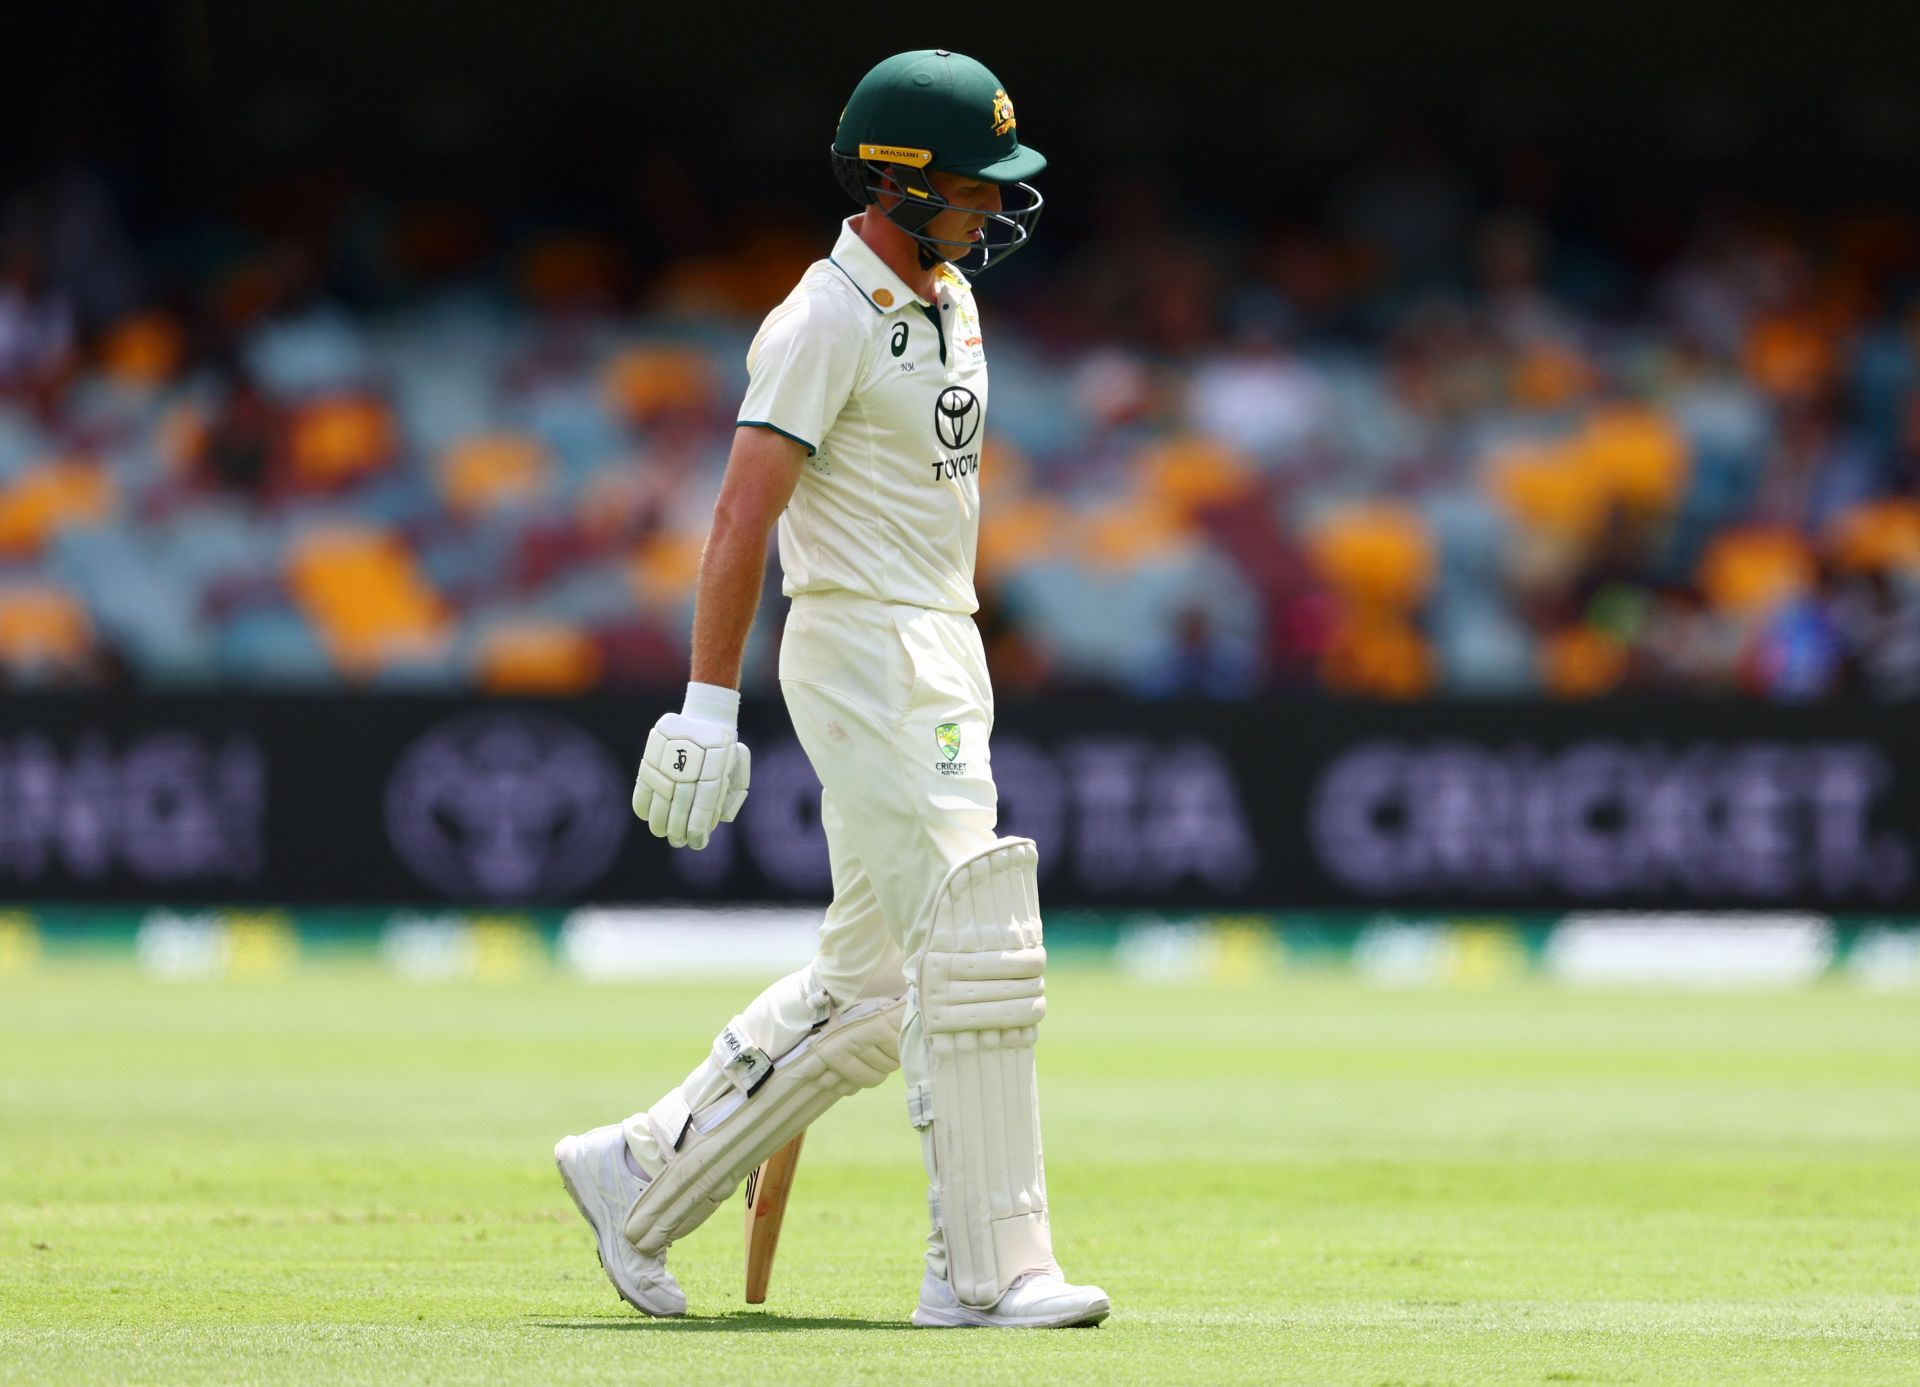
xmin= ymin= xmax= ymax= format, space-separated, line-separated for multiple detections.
xmin=0 ymin=696 xmax=1914 ymax=910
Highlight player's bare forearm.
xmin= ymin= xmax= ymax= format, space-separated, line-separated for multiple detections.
xmin=687 ymin=520 xmax=769 ymax=689
xmin=688 ymin=426 xmax=806 ymax=689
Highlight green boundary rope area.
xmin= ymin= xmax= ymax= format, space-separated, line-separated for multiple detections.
xmin=3 ymin=906 xmax=1917 ymax=988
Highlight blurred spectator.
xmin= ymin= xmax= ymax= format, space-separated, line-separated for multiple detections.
xmin=0 ymin=242 xmax=76 ymax=401
xmin=3 ymin=153 xmax=139 ymax=330
xmin=1187 ymin=292 xmax=1329 ymax=463
xmin=199 ymin=367 xmax=286 ymax=495
xmin=977 ymin=584 xmax=1055 ymax=698
xmin=1132 ymin=605 xmax=1259 ymax=700
xmin=1832 ymin=569 xmax=1920 ymax=700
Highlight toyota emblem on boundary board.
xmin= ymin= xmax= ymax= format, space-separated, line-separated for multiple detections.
xmin=385 ymin=713 xmax=626 ymax=900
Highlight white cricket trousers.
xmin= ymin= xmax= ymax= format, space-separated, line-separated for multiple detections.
xmin=626 ymin=591 xmax=1000 ymax=1175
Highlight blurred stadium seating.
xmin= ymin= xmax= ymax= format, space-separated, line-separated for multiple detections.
xmin=3 ymin=141 xmax=1918 ymax=702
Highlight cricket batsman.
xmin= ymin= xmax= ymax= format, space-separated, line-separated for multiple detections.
xmin=555 ymin=49 xmax=1109 ymax=1329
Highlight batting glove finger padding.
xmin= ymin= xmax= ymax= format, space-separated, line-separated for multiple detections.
xmin=631 ymin=710 xmax=749 ymax=852
xmin=720 ymin=742 xmax=751 ymax=823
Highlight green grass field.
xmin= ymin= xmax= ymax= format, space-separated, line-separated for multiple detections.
xmin=3 ymin=964 xmax=1917 ymax=1386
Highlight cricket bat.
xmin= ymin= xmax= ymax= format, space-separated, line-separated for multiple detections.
xmin=743 ymin=1130 xmax=806 ymax=1303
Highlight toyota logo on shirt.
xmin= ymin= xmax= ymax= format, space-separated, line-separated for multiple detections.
xmin=933 ymin=386 xmax=981 ymax=450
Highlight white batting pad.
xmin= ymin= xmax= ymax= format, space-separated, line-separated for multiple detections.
xmin=622 ymin=993 xmax=903 ymax=1254
xmin=907 ymin=837 xmax=1055 ymax=1308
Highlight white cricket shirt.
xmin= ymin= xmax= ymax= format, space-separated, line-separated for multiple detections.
xmin=738 ymin=219 xmax=991 ymax=614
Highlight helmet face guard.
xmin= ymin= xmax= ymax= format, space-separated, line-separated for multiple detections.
xmin=830 ymin=148 xmax=1043 ymax=276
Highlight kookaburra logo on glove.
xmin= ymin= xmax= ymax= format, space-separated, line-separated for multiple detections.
xmin=632 ymin=686 xmax=752 ymax=852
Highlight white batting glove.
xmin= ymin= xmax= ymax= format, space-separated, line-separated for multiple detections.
xmin=631 ymin=682 xmax=751 ymax=850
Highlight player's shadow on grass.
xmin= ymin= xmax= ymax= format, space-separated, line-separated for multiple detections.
xmin=536 ymin=1314 xmax=903 ymax=1333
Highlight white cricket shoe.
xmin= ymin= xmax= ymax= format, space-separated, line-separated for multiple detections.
xmin=553 ymin=1123 xmax=686 ymax=1317
xmin=912 ymin=1266 xmax=1111 ymax=1328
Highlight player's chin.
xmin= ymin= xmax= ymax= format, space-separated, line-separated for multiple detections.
xmin=932 ymin=228 xmax=985 ymax=263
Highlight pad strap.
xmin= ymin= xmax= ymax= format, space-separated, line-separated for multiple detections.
xmin=645 ymin=1090 xmax=692 ymax=1155
xmin=624 ymin=995 xmax=904 ymax=1254
xmin=711 ymin=1017 xmax=776 ymax=1097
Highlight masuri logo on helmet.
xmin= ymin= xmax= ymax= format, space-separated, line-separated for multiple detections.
xmin=831 ymin=50 xmax=1045 ymax=274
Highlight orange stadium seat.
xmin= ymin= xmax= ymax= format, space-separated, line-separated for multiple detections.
xmin=1077 ymin=497 xmax=1188 ymax=570
xmin=286 ymin=527 xmax=450 ymax=675
xmin=519 ymin=234 xmax=630 ymax=309
xmin=287 ymin=396 xmax=396 ymax=489
xmin=156 ymin=401 xmax=210 ymax=480
xmin=1578 ymin=406 xmax=1689 ymax=514
xmin=1487 ymin=441 xmax=1606 ymax=542
xmin=1305 ymin=502 xmax=1435 ymax=613
xmin=976 ymin=440 xmax=1032 ymax=497
xmin=1539 ymin=626 xmax=1630 ymax=699
xmin=1697 ymin=527 xmax=1817 ymax=617
xmin=1316 ymin=608 xmax=1436 ymax=699
xmin=602 ymin=346 xmax=718 ymax=427
xmin=1825 ymin=498 xmax=1920 ymax=574
xmin=573 ymin=468 xmax=653 ymax=546
xmin=978 ymin=496 xmax=1069 ymax=579
xmin=438 ymin=434 xmax=551 ymax=519
xmin=1744 ymin=314 xmax=1835 ymax=399
xmin=475 ymin=621 xmax=603 ymax=694
xmin=0 ymin=462 xmax=116 ymax=559
xmin=0 ymin=585 xmax=93 ymax=673
xmin=98 ymin=312 xmax=187 ymax=388
xmin=1137 ymin=437 xmax=1257 ymax=522
xmin=1508 ymin=344 xmax=1595 ymax=411
xmin=654 ymin=230 xmax=820 ymax=317
xmin=627 ymin=530 xmax=706 ymax=606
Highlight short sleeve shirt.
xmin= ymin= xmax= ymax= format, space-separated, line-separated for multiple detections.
xmin=738 ymin=219 xmax=990 ymax=614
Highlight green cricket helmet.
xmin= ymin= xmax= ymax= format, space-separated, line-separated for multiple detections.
xmin=831 ymin=49 xmax=1045 ymax=274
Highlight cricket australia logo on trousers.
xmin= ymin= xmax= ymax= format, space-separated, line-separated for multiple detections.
xmin=934 ymin=722 xmax=966 ymax=776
